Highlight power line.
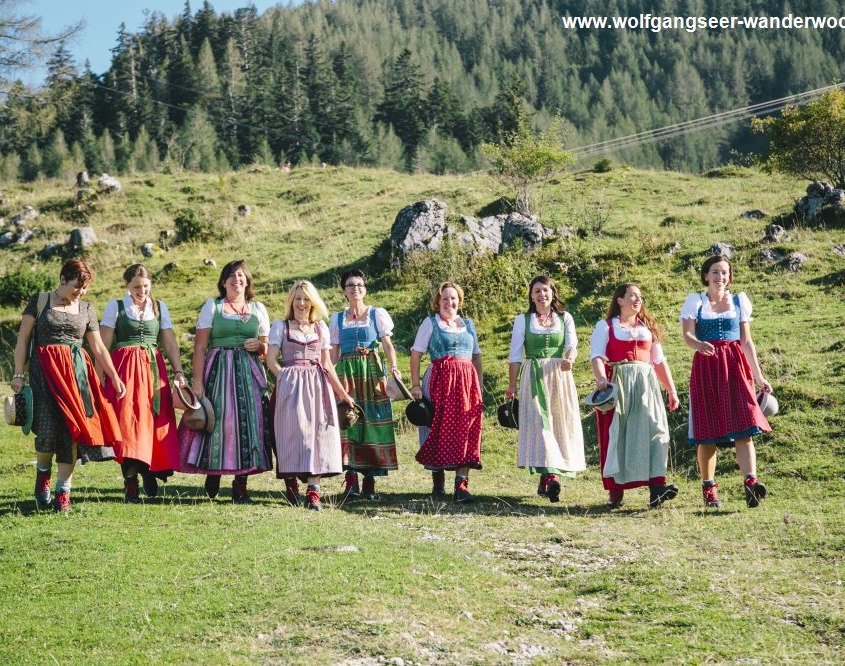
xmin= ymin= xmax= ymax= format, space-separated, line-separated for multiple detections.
xmin=568 ymin=82 xmax=845 ymax=158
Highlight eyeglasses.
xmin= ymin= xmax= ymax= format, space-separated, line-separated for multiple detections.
xmin=345 ymin=283 xmax=366 ymax=289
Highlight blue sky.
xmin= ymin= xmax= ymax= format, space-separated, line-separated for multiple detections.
xmin=21 ymin=0 xmax=287 ymax=83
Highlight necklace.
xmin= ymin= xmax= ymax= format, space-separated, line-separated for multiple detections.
xmin=440 ymin=314 xmax=459 ymax=328
xmin=131 ymin=298 xmax=148 ymax=320
xmin=225 ymin=298 xmax=250 ymax=322
xmin=347 ymin=306 xmax=367 ymax=322
xmin=536 ymin=311 xmax=555 ymax=328
xmin=295 ymin=319 xmax=313 ymax=335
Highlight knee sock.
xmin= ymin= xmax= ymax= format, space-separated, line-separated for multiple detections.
xmin=55 ymin=479 xmax=71 ymax=495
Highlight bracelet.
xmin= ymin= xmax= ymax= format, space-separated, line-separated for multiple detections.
xmin=13 ymin=373 xmax=25 ymax=379
xmin=174 ymin=370 xmax=184 ymax=376
xmin=412 ymin=384 xmax=421 ymax=389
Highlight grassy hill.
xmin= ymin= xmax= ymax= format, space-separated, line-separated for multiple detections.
xmin=1 ymin=165 xmax=844 ymax=664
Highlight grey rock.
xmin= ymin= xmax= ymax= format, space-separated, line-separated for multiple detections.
xmin=786 ymin=252 xmax=807 ymax=272
xmin=97 ymin=173 xmax=121 ymax=193
xmin=141 ymin=243 xmax=156 ymax=257
xmin=16 ymin=229 xmax=33 ymax=244
xmin=710 ymin=243 xmax=734 ymax=259
xmin=764 ymin=224 xmax=789 ymax=242
xmin=237 ymin=204 xmax=251 ymax=217
xmin=69 ymin=227 xmax=98 ymax=249
xmin=741 ymin=209 xmax=766 ymax=219
xmin=38 ymin=242 xmax=63 ymax=260
xmin=76 ymin=171 xmax=90 ymax=187
xmin=759 ymin=248 xmax=783 ymax=263
xmin=0 ymin=231 xmax=15 ymax=247
xmin=390 ymin=200 xmax=448 ymax=255
xmin=11 ymin=205 xmax=38 ymax=226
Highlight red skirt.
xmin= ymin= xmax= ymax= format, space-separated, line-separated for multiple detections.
xmin=104 ymin=346 xmax=179 ymax=470
xmin=689 ymin=340 xmax=770 ymax=444
xmin=38 ymin=345 xmax=122 ymax=447
xmin=415 ymin=357 xmax=482 ymax=469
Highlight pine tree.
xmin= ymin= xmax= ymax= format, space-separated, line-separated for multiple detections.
xmin=375 ymin=48 xmax=428 ymax=170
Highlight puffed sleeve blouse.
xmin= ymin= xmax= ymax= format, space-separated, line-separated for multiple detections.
xmin=101 ymin=295 xmax=175 ymax=330
xmin=508 ymin=311 xmax=577 ymax=363
xmin=196 ymin=298 xmax=270 ymax=335
xmin=268 ymin=319 xmax=331 ymax=350
xmin=679 ymin=291 xmax=753 ymax=322
xmin=329 ymin=306 xmax=394 ymax=344
xmin=411 ymin=316 xmax=481 ymax=355
xmin=589 ymin=318 xmax=666 ymax=365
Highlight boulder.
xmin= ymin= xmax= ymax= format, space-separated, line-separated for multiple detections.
xmin=141 ymin=243 xmax=156 ymax=257
xmin=764 ymin=224 xmax=789 ymax=242
xmin=709 ymin=243 xmax=734 ymax=259
xmin=69 ymin=227 xmax=98 ymax=250
xmin=38 ymin=242 xmax=63 ymax=260
xmin=237 ymin=205 xmax=251 ymax=217
xmin=390 ymin=200 xmax=551 ymax=258
xmin=16 ymin=229 xmax=33 ymax=245
xmin=759 ymin=248 xmax=783 ymax=263
xmin=0 ymin=231 xmax=14 ymax=247
xmin=76 ymin=171 xmax=90 ymax=188
xmin=741 ymin=210 xmax=766 ymax=219
xmin=97 ymin=173 xmax=122 ymax=193
xmin=786 ymin=252 xmax=807 ymax=272
xmin=11 ymin=205 xmax=38 ymax=226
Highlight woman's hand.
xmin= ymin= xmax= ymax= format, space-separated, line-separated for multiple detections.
xmin=173 ymin=371 xmax=187 ymax=389
xmin=391 ymin=367 xmax=403 ymax=380
xmin=505 ymin=386 xmax=516 ymax=399
xmin=342 ymin=393 xmax=356 ymax=409
xmin=112 ymin=377 xmax=127 ymax=399
xmin=668 ymin=391 xmax=680 ymax=412
xmin=758 ymin=378 xmax=773 ymax=394
xmin=596 ymin=376 xmax=610 ymax=390
xmin=411 ymin=385 xmax=422 ymax=400
xmin=9 ymin=375 xmax=24 ymax=394
xmin=560 ymin=358 xmax=574 ymax=372
xmin=696 ymin=340 xmax=715 ymax=356
xmin=243 ymin=338 xmax=263 ymax=354
xmin=191 ymin=379 xmax=205 ymax=401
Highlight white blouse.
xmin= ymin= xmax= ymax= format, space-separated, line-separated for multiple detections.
xmin=679 ymin=291 xmax=753 ymax=322
xmin=508 ymin=311 xmax=577 ymax=363
xmin=196 ymin=298 xmax=270 ymax=335
xmin=101 ymin=295 xmax=173 ymax=330
xmin=411 ymin=316 xmax=481 ymax=354
xmin=268 ymin=319 xmax=330 ymax=350
xmin=328 ymin=306 xmax=394 ymax=344
xmin=589 ymin=318 xmax=666 ymax=365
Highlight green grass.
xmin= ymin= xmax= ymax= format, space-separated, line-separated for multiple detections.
xmin=1 ymin=165 xmax=845 ymax=664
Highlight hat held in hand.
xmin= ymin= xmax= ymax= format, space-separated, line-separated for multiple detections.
xmin=584 ymin=382 xmax=618 ymax=413
xmin=180 ymin=395 xmax=216 ymax=433
xmin=4 ymin=386 xmax=34 ymax=435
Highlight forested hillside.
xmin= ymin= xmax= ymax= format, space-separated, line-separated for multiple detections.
xmin=3 ymin=0 xmax=845 ymax=179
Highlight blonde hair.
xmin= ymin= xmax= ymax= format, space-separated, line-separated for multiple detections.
xmin=429 ymin=281 xmax=465 ymax=312
xmin=284 ymin=280 xmax=328 ymax=322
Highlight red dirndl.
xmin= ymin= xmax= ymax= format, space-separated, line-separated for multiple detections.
xmin=688 ymin=340 xmax=770 ymax=445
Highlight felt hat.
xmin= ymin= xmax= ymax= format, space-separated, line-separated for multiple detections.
xmin=172 ymin=383 xmax=201 ymax=411
xmin=337 ymin=402 xmax=364 ymax=430
xmin=757 ymin=391 xmax=779 ymax=417
xmin=405 ymin=397 xmax=435 ymax=427
xmin=497 ymin=399 xmax=519 ymax=429
xmin=585 ymin=382 xmax=618 ymax=413
xmin=180 ymin=395 xmax=216 ymax=433
xmin=4 ymin=386 xmax=33 ymax=435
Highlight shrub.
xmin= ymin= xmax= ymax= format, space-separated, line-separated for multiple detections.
xmin=593 ymin=158 xmax=612 ymax=173
xmin=174 ymin=208 xmax=215 ymax=244
xmin=0 ymin=269 xmax=54 ymax=307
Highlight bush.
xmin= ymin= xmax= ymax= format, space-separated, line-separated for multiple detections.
xmin=593 ymin=158 xmax=612 ymax=173
xmin=0 ymin=269 xmax=54 ymax=307
xmin=174 ymin=208 xmax=215 ymax=244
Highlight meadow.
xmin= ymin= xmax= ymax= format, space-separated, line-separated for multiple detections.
xmin=0 ymin=164 xmax=843 ymax=664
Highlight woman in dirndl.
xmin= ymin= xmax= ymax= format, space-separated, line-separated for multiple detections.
xmin=330 ymin=269 xmax=400 ymax=501
xmin=267 ymin=280 xmax=355 ymax=511
xmin=505 ymin=276 xmax=585 ymax=503
xmin=681 ymin=255 xmax=772 ymax=509
xmin=179 ymin=259 xmax=271 ymax=503
xmin=590 ymin=283 xmax=680 ymax=509
xmin=410 ymin=282 xmax=483 ymax=502
xmin=9 ymin=259 xmax=124 ymax=512
xmin=100 ymin=264 xmax=185 ymax=503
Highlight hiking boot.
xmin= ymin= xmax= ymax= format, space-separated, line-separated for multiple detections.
xmin=232 ymin=478 xmax=252 ymax=504
xmin=702 ymin=481 xmax=723 ymax=508
xmin=305 ymin=485 xmax=322 ymax=511
xmin=124 ymin=476 xmax=142 ymax=504
xmin=453 ymin=476 xmax=473 ymax=503
xmin=361 ymin=475 xmax=379 ymax=500
xmin=204 ymin=475 xmax=221 ymax=499
xmin=432 ymin=470 xmax=446 ymax=497
xmin=544 ymin=474 xmax=561 ymax=503
xmin=536 ymin=473 xmax=549 ymax=497
xmin=55 ymin=491 xmax=71 ymax=513
xmin=744 ymin=476 xmax=767 ymax=508
xmin=141 ymin=471 xmax=159 ymax=498
xmin=284 ymin=477 xmax=301 ymax=507
xmin=340 ymin=471 xmax=360 ymax=499
xmin=34 ymin=468 xmax=52 ymax=506
xmin=607 ymin=489 xmax=624 ymax=509
xmin=649 ymin=483 xmax=678 ymax=509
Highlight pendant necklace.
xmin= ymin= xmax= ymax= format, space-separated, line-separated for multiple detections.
xmin=226 ymin=299 xmax=250 ymax=322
